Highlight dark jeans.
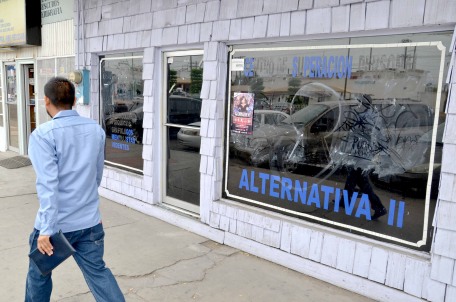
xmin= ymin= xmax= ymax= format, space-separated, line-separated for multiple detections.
xmin=25 ymin=223 xmax=125 ymax=302
xmin=344 ymin=167 xmax=384 ymax=211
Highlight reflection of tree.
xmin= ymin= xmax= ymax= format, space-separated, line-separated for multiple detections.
xmin=233 ymin=75 xmax=271 ymax=104
xmin=190 ymin=68 xmax=203 ymax=94
xmin=287 ymin=77 xmax=301 ymax=101
xmin=234 ymin=73 xmax=249 ymax=85
xmin=169 ymin=69 xmax=177 ymax=87
xmin=250 ymin=77 xmax=264 ymax=94
xmin=287 ymin=77 xmax=307 ymax=106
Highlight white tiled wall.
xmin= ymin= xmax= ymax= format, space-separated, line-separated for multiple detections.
xmin=78 ymin=0 xmax=456 ymax=301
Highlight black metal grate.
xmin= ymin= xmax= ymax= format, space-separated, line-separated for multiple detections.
xmin=0 ymin=156 xmax=32 ymax=169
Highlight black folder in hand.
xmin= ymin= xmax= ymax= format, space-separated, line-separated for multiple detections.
xmin=28 ymin=230 xmax=76 ymax=276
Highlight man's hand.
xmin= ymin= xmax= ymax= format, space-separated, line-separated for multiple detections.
xmin=37 ymin=235 xmax=54 ymax=256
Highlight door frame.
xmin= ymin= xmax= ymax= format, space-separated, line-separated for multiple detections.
xmin=22 ymin=63 xmax=35 ymax=153
xmin=16 ymin=59 xmax=36 ymax=155
xmin=3 ymin=61 xmax=20 ymax=153
xmin=0 ymin=61 xmax=8 ymax=152
xmin=161 ymin=49 xmax=204 ymax=215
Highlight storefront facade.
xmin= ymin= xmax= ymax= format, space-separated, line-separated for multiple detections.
xmin=78 ymin=1 xmax=456 ymax=301
xmin=0 ymin=0 xmax=75 ymax=154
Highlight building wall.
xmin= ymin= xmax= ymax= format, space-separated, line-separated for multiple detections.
xmin=0 ymin=19 xmax=74 ymax=61
xmin=77 ymin=0 xmax=456 ymax=301
xmin=435 ymin=38 xmax=456 ymax=301
xmin=0 ymin=19 xmax=75 ymax=152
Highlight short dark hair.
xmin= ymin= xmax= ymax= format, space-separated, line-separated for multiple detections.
xmin=44 ymin=77 xmax=75 ymax=109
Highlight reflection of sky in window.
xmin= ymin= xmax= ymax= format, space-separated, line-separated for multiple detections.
xmin=104 ymin=58 xmax=143 ymax=86
xmin=231 ymin=32 xmax=452 ymax=112
xmin=101 ymin=56 xmax=144 ymax=108
xmin=348 ymin=32 xmax=451 ymax=79
xmin=169 ymin=55 xmax=203 ymax=80
xmin=232 ymin=32 xmax=451 ymax=81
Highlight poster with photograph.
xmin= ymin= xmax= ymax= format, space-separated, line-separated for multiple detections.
xmin=231 ymin=92 xmax=255 ymax=134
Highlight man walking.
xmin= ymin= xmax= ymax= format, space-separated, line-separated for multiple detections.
xmin=25 ymin=77 xmax=124 ymax=302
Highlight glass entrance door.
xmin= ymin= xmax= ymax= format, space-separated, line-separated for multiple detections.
xmin=23 ymin=64 xmax=36 ymax=150
xmin=163 ymin=51 xmax=204 ymax=213
xmin=5 ymin=64 xmax=18 ymax=151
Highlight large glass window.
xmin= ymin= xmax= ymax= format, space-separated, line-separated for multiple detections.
xmin=225 ymin=32 xmax=451 ymax=251
xmin=100 ymin=54 xmax=144 ymax=173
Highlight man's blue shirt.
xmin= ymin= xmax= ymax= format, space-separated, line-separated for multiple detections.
xmin=28 ymin=110 xmax=105 ymax=235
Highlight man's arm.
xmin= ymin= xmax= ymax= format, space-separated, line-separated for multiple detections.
xmin=29 ymin=132 xmax=59 ymax=255
xmin=96 ymin=129 xmax=106 ymax=187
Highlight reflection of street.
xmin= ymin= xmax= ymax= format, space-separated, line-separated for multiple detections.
xmin=167 ymin=138 xmax=200 ymax=205
xmin=105 ymin=137 xmax=143 ymax=171
xmin=226 ymin=162 xmax=435 ymax=251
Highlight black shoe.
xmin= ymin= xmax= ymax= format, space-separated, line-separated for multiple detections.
xmin=372 ymin=207 xmax=387 ymax=220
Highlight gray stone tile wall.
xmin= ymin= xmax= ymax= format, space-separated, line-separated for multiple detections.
xmin=80 ymin=1 xmax=456 ymax=301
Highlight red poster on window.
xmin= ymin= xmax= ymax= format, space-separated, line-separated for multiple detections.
xmin=231 ymin=92 xmax=255 ymax=134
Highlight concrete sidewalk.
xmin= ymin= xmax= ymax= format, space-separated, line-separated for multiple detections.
xmin=0 ymin=151 xmax=373 ymax=302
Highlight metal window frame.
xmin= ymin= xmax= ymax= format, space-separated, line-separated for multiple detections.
xmin=161 ymin=49 xmax=204 ymax=214
xmin=99 ymin=55 xmax=144 ymax=174
xmin=224 ymin=41 xmax=447 ymax=248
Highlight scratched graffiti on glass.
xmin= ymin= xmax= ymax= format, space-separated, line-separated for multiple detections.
xmin=225 ymin=34 xmax=451 ymax=251
xmin=249 ymin=83 xmax=434 ymax=178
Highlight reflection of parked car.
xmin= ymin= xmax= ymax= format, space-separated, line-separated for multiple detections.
xmin=373 ymin=123 xmax=443 ymax=198
xmin=177 ymin=109 xmax=284 ymax=150
xmin=172 ymin=87 xmax=186 ymax=96
xmin=253 ymin=92 xmax=271 ymax=110
xmin=104 ymin=100 xmax=142 ymax=117
xmin=253 ymin=110 xmax=290 ymax=128
xmin=105 ymin=104 xmax=144 ymax=144
xmin=271 ymin=102 xmax=294 ymax=113
xmin=241 ymin=98 xmax=435 ymax=174
xmin=168 ymin=95 xmax=202 ymax=124
xmin=177 ymin=122 xmax=201 ymax=149
xmin=254 ymin=99 xmax=271 ymax=110
xmin=168 ymin=95 xmax=202 ymax=138
xmin=230 ymin=110 xmax=290 ymax=159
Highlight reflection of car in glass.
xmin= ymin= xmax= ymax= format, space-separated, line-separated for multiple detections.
xmin=168 ymin=96 xmax=202 ymax=124
xmin=254 ymin=99 xmax=271 ymax=110
xmin=105 ymin=103 xmax=144 ymax=144
xmin=271 ymin=102 xmax=293 ymax=113
xmin=171 ymin=87 xmax=186 ymax=96
xmin=230 ymin=110 xmax=290 ymax=160
xmin=253 ymin=92 xmax=271 ymax=110
xmin=242 ymin=99 xmax=435 ymax=176
xmin=104 ymin=100 xmax=139 ymax=117
xmin=177 ymin=122 xmax=201 ymax=149
xmin=168 ymin=95 xmax=202 ymax=138
xmin=372 ymin=123 xmax=444 ymax=197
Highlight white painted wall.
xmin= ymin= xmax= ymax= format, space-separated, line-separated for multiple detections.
xmin=80 ymin=0 xmax=456 ymax=301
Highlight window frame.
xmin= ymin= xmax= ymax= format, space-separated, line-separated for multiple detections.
xmin=0 ymin=61 xmax=3 ymax=128
xmin=224 ymin=40 xmax=448 ymax=249
xmin=99 ymin=54 xmax=144 ymax=174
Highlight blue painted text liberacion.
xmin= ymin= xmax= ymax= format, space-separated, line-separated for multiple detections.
xmin=292 ymin=56 xmax=353 ymax=79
